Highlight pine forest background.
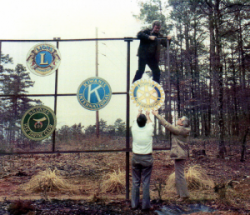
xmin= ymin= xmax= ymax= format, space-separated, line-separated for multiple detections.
xmin=0 ymin=0 xmax=250 ymax=159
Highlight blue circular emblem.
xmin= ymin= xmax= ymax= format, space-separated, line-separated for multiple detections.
xmin=77 ymin=77 xmax=112 ymax=111
xmin=35 ymin=51 xmax=53 ymax=67
xmin=26 ymin=43 xmax=61 ymax=76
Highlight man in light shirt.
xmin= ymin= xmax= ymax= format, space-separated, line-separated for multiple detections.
xmin=131 ymin=109 xmax=154 ymax=211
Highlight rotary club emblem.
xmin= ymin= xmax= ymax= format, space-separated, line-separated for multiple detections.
xmin=130 ymin=79 xmax=165 ymax=110
xmin=26 ymin=43 xmax=61 ymax=76
xmin=21 ymin=105 xmax=57 ymax=141
xmin=77 ymin=77 xmax=112 ymax=111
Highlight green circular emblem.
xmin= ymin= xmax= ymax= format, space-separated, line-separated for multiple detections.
xmin=21 ymin=105 xmax=57 ymax=141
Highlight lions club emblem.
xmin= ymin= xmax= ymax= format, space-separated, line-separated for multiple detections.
xmin=77 ymin=77 xmax=112 ymax=111
xmin=130 ymin=79 xmax=165 ymax=110
xmin=26 ymin=44 xmax=61 ymax=76
xmin=21 ymin=105 xmax=57 ymax=141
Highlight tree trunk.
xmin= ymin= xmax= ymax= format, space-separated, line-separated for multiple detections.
xmin=215 ymin=0 xmax=226 ymax=158
xmin=240 ymin=127 xmax=249 ymax=162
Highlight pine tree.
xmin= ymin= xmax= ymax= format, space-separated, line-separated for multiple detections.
xmin=0 ymin=64 xmax=42 ymax=147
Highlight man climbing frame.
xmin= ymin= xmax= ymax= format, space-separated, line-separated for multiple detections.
xmin=132 ymin=20 xmax=171 ymax=84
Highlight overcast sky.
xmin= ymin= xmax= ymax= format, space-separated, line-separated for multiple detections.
xmin=1 ymin=0 xmax=158 ymax=129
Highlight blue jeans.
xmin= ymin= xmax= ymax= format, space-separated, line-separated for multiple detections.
xmin=133 ymin=57 xmax=161 ymax=84
xmin=131 ymin=154 xmax=153 ymax=209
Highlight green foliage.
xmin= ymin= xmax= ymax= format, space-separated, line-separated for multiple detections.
xmin=134 ymin=0 xmax=250 ymax=142
xmin=114 ymin=118 xmax=126 ymax=136
xmin=0 ymin=62 xmax=42 ymax=144
xmin=85 ymin=125 xmax=96 ymax=135
xmin=99 ymin=119 xmax=107 ymax=133
xmin=0 ymin=53 xmax=12 ymax=65
xmin=57 ymin=123 xmax=84 ymax=142
xmin=134 ymin=0 xmax=171 ymax=34
xmin=59 ymin=118 xmax=126 ymax=140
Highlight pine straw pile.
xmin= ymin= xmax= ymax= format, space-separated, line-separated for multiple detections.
xmin=101 ymin=169 xmax=125 ymax=194
xmin=20 ymin=168 xmax=79 ymax=193
xmin=165 ymin=165 xmax=214 ymax=192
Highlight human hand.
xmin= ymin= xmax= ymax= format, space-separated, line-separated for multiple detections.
xmin=149 ymin=36 xmax=156 ymax=40
xmin=146 ymin=111 xmax=150 ymax=116
xmin=152 ymin=110 xmax=158 ymax=115
xmin=167 ymin=35 xmax=171 ymax=40
xmin=138 ymin=108 xmax=142 ymax=114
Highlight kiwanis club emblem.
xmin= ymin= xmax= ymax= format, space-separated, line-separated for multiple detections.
xmin=77 ymin=77 xmax=112 ymax=111
xmin=21 ymin=105 xmax=57 ymax=141
xmin=26 ymin=44 xmax=61 ymax=76
xmin=130 ymin=79 xmax=165 ymax=110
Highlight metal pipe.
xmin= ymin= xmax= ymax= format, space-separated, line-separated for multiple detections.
xmin=0 ymin=147 xmax=170 ymax=156
xmin=125 ymin=37 xmax=133 ymax=200
xmin=52 ymin=40 xmax=59 ymax=152
xmin=0 ymin=38 xmax=172 ymax=199
xmin=167 ymin=39 xmax=172 ymax=147
xmin=0 ymin=41 xmax=1 ymax=63
xmin=96 ymin=28 xmax=99 ymax=139
xmin=0 ymin=37 xmax=166 ymax=43
xmin=0 ymin=92 xmax=129 ymax=97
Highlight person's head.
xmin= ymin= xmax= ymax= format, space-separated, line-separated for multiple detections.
xmin=177 ymin=116 xmax=189 ymax=127
xmin=152 ymin=20 xmax=161 ymax=33
xmin=137 ymin=114 xmax=147 ymax=127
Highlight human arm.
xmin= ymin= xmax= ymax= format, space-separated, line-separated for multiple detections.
xmin=137 ymin=29 xmax=156 ymax=41
xmin=146 ymin=111 xmax=152 ymax=124
xmin=137 ymin=108 xmax=142 ymax=118
xmin=152 ymin=110 xmax=181 ymax=135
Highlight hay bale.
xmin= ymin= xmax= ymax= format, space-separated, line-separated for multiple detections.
xmin=165 ymin=165 xmax=214 ymax=192
xmin=101 ymin=169 xmax=125 ymax=194
xmin=21 ymin=168 xmax=76 ymax=193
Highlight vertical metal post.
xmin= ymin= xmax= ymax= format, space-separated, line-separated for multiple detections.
xmin=96 ymin=28 xmax=99 ymax=138
xmin=0 ymin=41 xmax=2 ymax=73
xmin=52 ymin=40 xmax=59 ymax=152
xmin=167 ymin=39 xmax=172 ymax=147
xmin=125 ymin=37 xmax=133 ymax=200
xmin=0 ymin=41 xmax=1 ymax=62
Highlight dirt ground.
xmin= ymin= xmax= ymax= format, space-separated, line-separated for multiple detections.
xmin=0 ymin=139 xmax=250 ymax=214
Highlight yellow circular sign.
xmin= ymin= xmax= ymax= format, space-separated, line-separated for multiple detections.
xmin=130 ymin=79 xmax=165 ymax=110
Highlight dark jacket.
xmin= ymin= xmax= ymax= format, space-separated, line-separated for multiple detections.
xmin=137 ymin=28 xmax=169 ymax=62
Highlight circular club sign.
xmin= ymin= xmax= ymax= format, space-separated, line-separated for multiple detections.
xmin=77 ymin=77 xmax=112 ymax=111
xmin=130 ymin=79 xmax=165 ymax=110
xmin=26 ymin=43 xmax=61 ymax=76
xmin=21 ymin=105 xmax=57 ymax=141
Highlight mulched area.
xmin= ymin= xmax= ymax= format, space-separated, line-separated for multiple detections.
xmin=1 ymin=199 xmax=249 ymax=215
xmin=0 ymin=199 xmax=157 ymax=215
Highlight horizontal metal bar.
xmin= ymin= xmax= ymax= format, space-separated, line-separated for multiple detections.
xmin=0 ymin=37 xmax=170 ymax=43
xmin=0 ymin=37 xmax=136 ymax=42
xmin=0 ymin=92 xmax=128 ymax=97
xmin=153 ymin=147 xmax=171 ymax=150
xmin=0 ymin=148 xmax=170 ymax=156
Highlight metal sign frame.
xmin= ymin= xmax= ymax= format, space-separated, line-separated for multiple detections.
xmin=0 ymin=37 xmax=171 ymax=200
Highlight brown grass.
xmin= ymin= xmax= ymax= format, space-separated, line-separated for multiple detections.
xmin=101 ymin=169 xmax=125 ymax=194
xmin=165 ymin=165 xmax=214 ymax=192
xmin=20 ymin=168 xmax=79 ymax=193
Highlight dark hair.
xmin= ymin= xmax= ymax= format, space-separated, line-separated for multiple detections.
xmin=152 ymin=20 xmax=161 ymax=28
xmin=137 ymin=114 xmax=147 ymax=127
